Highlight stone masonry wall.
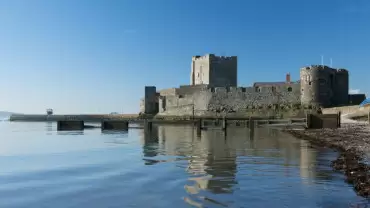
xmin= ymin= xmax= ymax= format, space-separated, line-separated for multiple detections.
xmin=190 ymin=54 xmax=237 ymax=87
xmin=207 ymin=84 xmax=300 ymax=113
xmin=209 ymin=55 xmax=237 ymax=87
xmin=159 ymin=88 xmax=177 ymax=96
xmin=157 ymin=83 xmax=301 ymax=116
xmin=176 ymin=85 xmax=209 ymax=96
xmin=192 ymin=55 xmax=210 ymax=85
xmin=144 ymin=86 xmax=158 ymax=114
xmin=158 ymin=90 xmax=212 ymax=116
xmin=140 ymin=98 xmax=145 ymax=113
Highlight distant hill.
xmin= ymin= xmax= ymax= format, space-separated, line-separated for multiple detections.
xmin=0 ymin=111 xmax=16 ymax=118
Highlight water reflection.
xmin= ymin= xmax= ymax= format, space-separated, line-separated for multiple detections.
xmin=250 ymin=128 xmax=334 ymax=183
xmin=300 ymin=139 xmax=317 ymax=183
xmin=57 ymin=131 xmax=84 ymax=136
xmin=45 ymin=122 xmax=53 ymax=135
xmin=101 ymin=130 xmax=129 ymax=136
xmin=0 ymin=122 xmax=365 ymax=207
xmin=139 ymin=125 xmax=160 ymax=165
xmin=101 ymin=130 xmax=129 ymax=145
xmin=148 ymin=125 xmax=341 ymax=205
xmin=189 ymin=130 xmax=238 ymax=195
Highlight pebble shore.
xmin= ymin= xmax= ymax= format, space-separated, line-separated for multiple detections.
xmin=284 ymin=123 xmax=370 ymax=197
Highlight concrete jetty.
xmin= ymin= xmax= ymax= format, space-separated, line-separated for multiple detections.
xmin=42 ymin=112 xmax=342 ymax=132
xmin=9 ymin=114 xmax=141 ymax=122
xmin=10 ymin=112 xmax=342 ymax=129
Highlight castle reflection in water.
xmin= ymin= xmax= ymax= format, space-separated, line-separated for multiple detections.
xmin=137 ymin=124 xmax=333 ymax=195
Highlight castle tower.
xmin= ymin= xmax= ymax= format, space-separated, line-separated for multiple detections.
xmin=143 ymin=86 xmax=158 ymax=114
xmin=300 ymin=65 xmax=336 ymax=107
xmin=191 ymin=55 xmax=201 ymax=85
xmin=333 ymin=69 xmax=349 ymax=106
xmin=190 ymin=54 xmax=237 ymax=87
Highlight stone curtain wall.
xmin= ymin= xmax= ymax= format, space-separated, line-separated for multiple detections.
xmin=158 ymin=90 xmax=212 ymax=116
xmin=157 ymin=83 xmax=301 ymax=116
xmin=159 ymin=88 xmax=177 ymax=96
xmin=207 ymin=84 xmax=300 ymax=113
xmin=176 ymin=85 xmax=209 ymax=96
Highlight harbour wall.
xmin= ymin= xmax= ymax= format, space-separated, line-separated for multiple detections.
xmin=322 ymin=106 xmax=361 ymax=115
xmin=322 ymin=105 xmax=370 ymax=120
xmin=9 ymin=114 xmax=140 ymax=122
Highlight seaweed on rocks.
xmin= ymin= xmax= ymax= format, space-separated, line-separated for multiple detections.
xmin=284 ymin=124 xmax=370 ymax=198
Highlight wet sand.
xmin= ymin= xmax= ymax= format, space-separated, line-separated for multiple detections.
xmin=284 ymin=123 xmax=370 ymax=197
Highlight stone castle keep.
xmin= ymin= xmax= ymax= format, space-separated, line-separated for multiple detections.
xmin=140 ymin=54 xmax=366 ymax=117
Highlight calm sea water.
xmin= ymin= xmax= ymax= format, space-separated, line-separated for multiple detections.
xmin=0 ymin=121 xmax=368 ymax=208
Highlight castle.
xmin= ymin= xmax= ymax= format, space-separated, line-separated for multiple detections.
xmin=140 ymin=54 xmax=366 ymax=117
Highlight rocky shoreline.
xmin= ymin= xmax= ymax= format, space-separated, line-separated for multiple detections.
xmin=284 ymin=123 xmax=370 ymax=197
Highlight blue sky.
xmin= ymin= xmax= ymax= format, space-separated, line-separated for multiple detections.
xmin=0 ymin=0 xmax=369 ymax=114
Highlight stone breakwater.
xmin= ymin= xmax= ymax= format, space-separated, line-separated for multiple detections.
xmin=284 ymin=123 xmax=370 ymax=197
xmin=9 ymin=114 xmax=145 ymax=122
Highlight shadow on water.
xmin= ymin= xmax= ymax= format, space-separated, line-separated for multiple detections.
xmin=45 ymin=122 xmax=86 ymax=136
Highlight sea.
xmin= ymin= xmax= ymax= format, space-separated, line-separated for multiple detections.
xmin=0 ymin=119 xmax=369 ymax=208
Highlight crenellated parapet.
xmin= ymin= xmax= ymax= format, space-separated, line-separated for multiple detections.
xmin=141 ymin=54 xmax=356 ymax=117
xmin=207 ymin=84 xmax=299 ymax=94
xmin=191 ymin=54 xmax=237 ymax=61
xmin=159 ymin=88 xmax=177 ymax=96
xmin=300 ymin=65 xmax=349 ymax=108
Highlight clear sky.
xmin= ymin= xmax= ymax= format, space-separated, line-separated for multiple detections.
xmin=0 ymin=0 xmax=369 ymax=114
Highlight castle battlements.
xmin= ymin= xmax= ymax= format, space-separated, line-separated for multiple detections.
xmin=140 ymin=55 xmax=366 ymax=117
xmin=192 ymin=54 xmax=236 ymax=61
xmin=301 ymin=65 xmax=349 ymax=73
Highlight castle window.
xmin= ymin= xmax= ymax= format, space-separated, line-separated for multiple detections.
xmin=287 ymin=87 xmax=292 ymax=92
xmin=255 ymin=87 xmax=261 ymax=92
xmin=241 ymin=87 xmax=246 ymax=92
xmin=309 ymin=82 xmax=312 ymax=85
xmin=271 ymin=86 xmax=276 ymax=93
